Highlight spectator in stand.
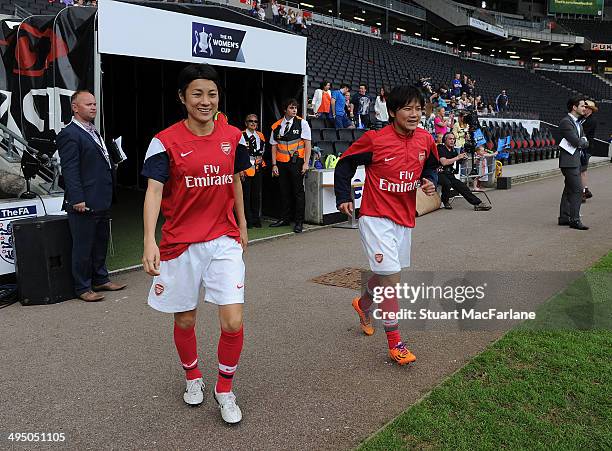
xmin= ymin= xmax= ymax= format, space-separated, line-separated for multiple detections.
xmin=495 ymin=90 xmax=509 ymax=112
xmin=452 ymin=111 xmax=469 ymax=150
xmin=474 ymin=95 xmax=485 ymax=113
xmin=287 ymin=9 xmax=296 ymax=30
xmin=451 ymin=73 xmax=462 ymax=98
xmin=434 ymin=108 xmax=453 ymax=143
xmin=459 ymin=93 xmax=472 ymax=110
xmin=438 ymin=84 xmax=450 ymax=101
xmin=344 ymin=92 xmax=355 ymax=125
xmin=580 ymin=100 xmax=598 ymax=201
xmin=311 ymin=81 xmax=333 ymax=119
xmin=257 ymin=5 xmax=266 ymax=21
xmin=352 ymin=84 xmax=372 ymax=129
xmin=295 ymin=12 xmax=305 ymax=33
xmin=330 ymin=84 xmax=354 ymax=129
xmin=487 ymin=103 xmax=496 ymax=115
xmin=271 ymin=0 xmax=280 ymax=25
xmin=278 ymin=5 xmax=286 ymax=24
xmin=461 ymin=74 xmax=470 ymax=95
xmin=374 ymin=87 xmax=388 ymax=130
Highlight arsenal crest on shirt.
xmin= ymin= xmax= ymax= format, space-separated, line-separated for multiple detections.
xmin=220 ymin=142 xmax=231 ymax=155
xmin=154 ymin=283 xmax=165 ymax=296
xmin=375 ymin=253 xmax=384 ymax=263
xmin=418 ymin=150 xmax=426 ymax=162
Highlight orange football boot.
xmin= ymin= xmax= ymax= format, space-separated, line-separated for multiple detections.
xmin=388 ymin=342 xmax=416 ymax=365
xmin=352 ymin=297 xmax=375 ymax=336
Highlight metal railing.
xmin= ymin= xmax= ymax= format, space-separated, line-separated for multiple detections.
xmin=14 ymin=4 xmax=33 ymax=18
xmin=535 ymin=63 xmax=591 ymax=73
xmin=0 ymin=124 xmax=61 ymax=192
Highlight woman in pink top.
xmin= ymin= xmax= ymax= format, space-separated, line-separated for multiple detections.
xmin=434 ymin=107 xmax=453 ymax=142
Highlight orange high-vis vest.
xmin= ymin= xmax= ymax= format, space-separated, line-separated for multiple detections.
xmin=243 ymin=130 xmax=266 ymax=177
xmin=271 ymin=116 xmax=305 ymax=163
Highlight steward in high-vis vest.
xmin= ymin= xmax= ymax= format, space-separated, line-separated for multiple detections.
xmin=269 ymin=98 xmax=312 ymax=233
xmin=240 ymin=114 xmax=266 ymax=228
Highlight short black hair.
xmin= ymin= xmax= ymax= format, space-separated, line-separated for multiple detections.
xmin=387 ymin=85 xmax=425 ymax=118
xmin=359 ymin=84 xmax=368 ymax=90
xmin=320 ymin=80 xmax=330 ymax=89
xmin=282 ymin=98 xmax=299 ymax=112
xmin=71 ymin=90 xmax=92 ymax=103
xmin=567 ymin=96 xmax=584 ymax=113
xmin=340 ymin=83 xmax=350 ymax=90
xmin=177 ymin=64 xmax=221 ymax=97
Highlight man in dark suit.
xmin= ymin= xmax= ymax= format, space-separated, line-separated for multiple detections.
xmin=57 ymin=90 xmax=127 ymax=302
xmin=558 ymin=97 xmax=589 ymax=230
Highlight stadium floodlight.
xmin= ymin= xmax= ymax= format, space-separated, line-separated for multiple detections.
xmin=560 ymin=43 xmax=570 ymax=47
xmin=473 ymin=46 xmax=482 ymax=50
xmin=569 ymin=60 xmax=575 ymax=63
xmin=415 ymin=32 xmax=421 ymax=36
xmin=460 ymin=44 xmax=466 ymax=47
xmin=396 ymin=27 xmax=406 ymax=32
xmin=376 ymin=22 xmax=382 ymax=26
xmin=300 ymin=2 xmax=314 ymax=8
xmin=510 ymin=55 xmax=520 ymax=59
xmin=328 ymin=9 xmax=332 ymax=13
xmin=506 ymin=50 xmax=516 ymax=54
xmin=575 ymin=59 xmax=585 ymax=62
xmin=552 ymin=58 xmax=563 ymax=61
xmin=353 ymin=16 xmax=365 ymax=22
xmin=597 ymin=59 xmax=607 ymax=63
xmin=482 ymin=1 xmax=487 ymax=8
xmin=520 ymin=38 xmax=530 ymax=42
xmin=531 ymin=39 xmax=541 ymax=43
xmin=432 ymin=37 xmax=439 ymax=41
xmin=446 ymin=41 xmax=454 ymax=45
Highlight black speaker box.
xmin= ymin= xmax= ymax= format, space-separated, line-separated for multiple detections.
xmin=497 ymin=177 xmax=512 ymax=190
xmin=12 ymin=215 xmax=74 ymax=305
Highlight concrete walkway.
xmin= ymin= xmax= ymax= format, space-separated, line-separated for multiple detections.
xmin=1 ymin=165 xmax=611 ymax=450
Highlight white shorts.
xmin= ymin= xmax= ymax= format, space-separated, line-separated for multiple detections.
xmin=359 ymin=215 xmax=412 ymax=275
xmin=147 ymin=235 xmax=245 ymax=313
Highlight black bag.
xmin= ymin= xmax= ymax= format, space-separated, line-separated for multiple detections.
xmin=580 ymin=150 xmax=590 ymax=167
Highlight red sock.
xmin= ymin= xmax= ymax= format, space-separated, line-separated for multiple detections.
xmin=385 ymin=329 xmax=402 ymax=349
xmin=381 ymin=293 xmax=402 ymax=349
xmin=358 ymin=275 xmax=378 ymax=313
xmin=216 ymin=327 xmax=244 ymax=393
xmin=174 ymin=322 xmax=202 ymax=380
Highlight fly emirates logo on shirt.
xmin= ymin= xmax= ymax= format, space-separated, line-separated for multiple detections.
xmin=185 ymin=164 xmax=233 ymax=188
xmin=379 ymin=171 xmax=420 ymax=193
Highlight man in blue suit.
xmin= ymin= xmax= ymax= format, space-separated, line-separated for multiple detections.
xmin=57 ymin=90 xmax=126 ymax=302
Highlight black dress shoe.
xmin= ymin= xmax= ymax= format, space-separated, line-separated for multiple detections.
xmin=443 ymin=202 xmax=453 ymax=210
xmin=569 ymin=221 xmax=589 ymax=230
xmin=584 ymin=188 xmax=593 ymax=199
xmin=269 ymin=219 xmax=290 ymax=228
xmin=558 ymin=218 xmax=570 ymax=226
xmin=293 ymin=222 xmax=303 ymax=233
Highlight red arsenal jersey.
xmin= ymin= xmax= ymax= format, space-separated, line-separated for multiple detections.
xmin=334 ymin=125 xmax=438 ymax=228
xmin=142 ymin=120 xmax=250 ymax=260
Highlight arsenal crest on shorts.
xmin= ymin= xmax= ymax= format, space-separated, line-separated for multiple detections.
xmin=220 ymin=142 xmax=231 ymax=155
xmin=154 ymin=283 xmax=165 ymax=296
xmin=418 ymin=150 xmax=426 ymax=162
xmin=375 ymin=253 xmax=384 ymax=263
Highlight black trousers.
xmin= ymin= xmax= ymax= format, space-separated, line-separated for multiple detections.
xmin=67 ymin=211 xmax=110 ymax=295
xmin=242 ymin=171 xmax=262 ymax=225
xmin=560 ymin=167 xmax=582 ymax=221
xmin=438 ymin=172 xmax=482 ymax=205
xmin=278 ymin=159 xmax=305 ymax=222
